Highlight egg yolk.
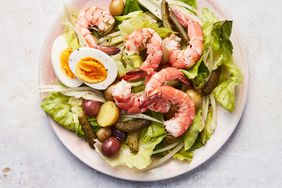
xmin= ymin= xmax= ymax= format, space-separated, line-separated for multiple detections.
xmin=60 ymin=48 xmax=76 ymax=78
xmin=75 ymin=57 xmax=107 ymax=83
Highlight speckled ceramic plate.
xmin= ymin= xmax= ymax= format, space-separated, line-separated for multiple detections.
xmin=39 ymin=0 xmax=248 ymax=181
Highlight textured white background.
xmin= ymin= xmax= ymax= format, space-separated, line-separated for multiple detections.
xmin=0 ymin=0 xmax=282 ymax=187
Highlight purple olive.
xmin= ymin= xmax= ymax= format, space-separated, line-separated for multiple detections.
xmin=82 ymin=99 xmax=101 ymax=117
xmin=101 ymin=137 xmax=121 ymax=158
xmin=112 ymin=127 xmax=127 ymax=141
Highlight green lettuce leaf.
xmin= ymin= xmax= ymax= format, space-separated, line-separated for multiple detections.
xmin=111 ymin=54 xmax=126 ymax=77
xmin=123 ymin=55 xmax=143 ymax=71
xmin=202 ymin=8 xmax=233 ymax=69
xmin=115 ymin=11 xmax=142 ymax=21
xmin=201 ymin=8 xmax=243 ymax=111
xmin=124 ymin=0 xmax=142 ymax=15
xmin=64 ymin=27 xmax=80 ymax=50
xmin=201 ymin=8 xmax=218 ymax=23
xmin=179 ymin=0 xmax=197 ymax=8
xmin=183 ymin=109 xmax=203 ymax=151
xmin=40 ymin=92 xmax=84 ymax=136
xmin=192 ymin=61 xmax=210 ymax=90
xmin=213 ymin=62 xmax=243 ymax=112
xmin=118 ymin=11 xmax=174 ymax=37
xmin=173 ymin=148 xmax=193 ymax=161
xmin=149 ymin=26 xmax=175 ymax=38
xmin=96 ymin=113 xmax=165 ymax=169
xmin=189 ymin=135 xmax=204 ymax=151
xmin=213 ymin=80 xmax=236 ymax=111
xmin=111 ymin=53 xmax=144 ymax=77
xmin=63 ymin=7 xmax=80 ymax=49
xmin=181 ymin=56 xmax=203 ymax=79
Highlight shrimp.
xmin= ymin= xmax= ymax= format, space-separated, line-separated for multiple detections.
xmin=125 ymin=28 xmax=163 ymax=75
xmin=163 ymin=10 xmax=203 ymax=69
xmin=75 ymin=6 xmax=120 ymax=55
xmin=145 ymin=67 xmax=191 ymax=113
xmin=142 ymin=86 xmax=195 ymax=137
xmin=112 ymin=80 xmax=147 ymax=114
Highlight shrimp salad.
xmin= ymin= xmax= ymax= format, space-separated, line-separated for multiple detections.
xmin=40 ymin=0 xmax=243 ymax=170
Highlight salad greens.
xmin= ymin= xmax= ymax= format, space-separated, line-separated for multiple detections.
xmin=201 ymin=8 xmax=243 ymax=111
xmin=181 ymin=57 xmax=203 ymax=79
xmin=40 ymin=0 xmax=243 ymax=171
xmin=173 ymin=148 xmax=193 ymax=161
xmin=213 ymin=62 xmax=243 ymax=111
xmin=183 ymin=109 xmax=203 ymax=150
xmin=179 ymin=0 xmax=197 ymax=8
xmin=118 ymin=11 xmax=174 ymax=38
xmin=64 ymin=26 xmax=80 ymax=50
xmin=123 ymin=55 xmax=143 ymax=71
xmin=181 ymin=8 xmax=242 ymax=112
xmin=123 ymin=0 xmax=142 ymax=15
xmin=41 ymin=92 xmax=84 ymax=136
xmin=63 ymin=6 xmax=81 ymax=49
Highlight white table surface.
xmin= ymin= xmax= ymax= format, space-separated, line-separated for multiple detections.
xmin=1 ymin=0 xmax=282 ymax=187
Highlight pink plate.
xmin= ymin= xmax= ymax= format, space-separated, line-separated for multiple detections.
xmin=39 ymin=0 xmax=248 ymax=181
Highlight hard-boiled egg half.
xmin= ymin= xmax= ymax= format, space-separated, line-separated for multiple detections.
xmin=69 ymin=48 xmax=118 ymax=90
xmin=51 ymin=35 xmax=82 ymax=87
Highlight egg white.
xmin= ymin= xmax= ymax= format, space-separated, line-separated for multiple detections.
xmin=69 ymin=48 xmax=118 ymax=90
xmin=51 ymin=35 xmax=82 ymax=88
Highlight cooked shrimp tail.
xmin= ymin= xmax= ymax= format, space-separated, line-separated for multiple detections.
xmin=139 ymin=95 xmax=160 ymax=109
xmin=125 ymin=28 xmax=163 ymax=75
xmin=145 ymin=86 xmax=195 ymax=137
xmin=163 ymin=10 xmax=203 ymax=69
xmin=144 ymin=67 xmax=191 ymax=113
xmin=112 ymin=80 xmax=148 ymax=114
xmin=75 ymin=6 xmax=117 ymax=55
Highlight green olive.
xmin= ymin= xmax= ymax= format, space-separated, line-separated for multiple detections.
xmin=186 ymin=89 xmax=202 ymax=108
xmin=109 ymin=0 xmax=124 ymax=16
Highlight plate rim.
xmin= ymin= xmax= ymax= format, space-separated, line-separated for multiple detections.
xmin=39 ymin=0 xmax=249 ymax=182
